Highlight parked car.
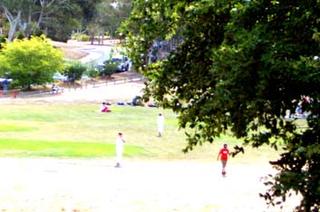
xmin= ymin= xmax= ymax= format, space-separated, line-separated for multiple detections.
xmin=53 ymin=72 xmax=68 ymax=82
xmin=111 ymin=56 xmax=130 ymax=72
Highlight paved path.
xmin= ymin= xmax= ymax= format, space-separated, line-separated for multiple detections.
xmin=0 ymin=72 xmax=145 ymax=104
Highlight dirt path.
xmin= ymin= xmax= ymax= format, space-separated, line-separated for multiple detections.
xmin=1 ymin=72 xmax=145 ymax=104
xmin=0 ymin=158 xmax=299 ymax=212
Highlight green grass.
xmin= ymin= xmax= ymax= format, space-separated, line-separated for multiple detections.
xmin=0 ymin=103 xmax=280 ymax=162
xmin=0 ymin=138 xmax=144 ymax=158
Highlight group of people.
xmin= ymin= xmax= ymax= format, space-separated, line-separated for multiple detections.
xmin=100 ymin=100 xmax=230 ymax=174
xmin=114 ymin=113 xmax=165 ymax=168
xmin=114 ymin=111 xmax=230 ymax=176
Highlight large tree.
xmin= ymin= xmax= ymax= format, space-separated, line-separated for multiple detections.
xmin=0 ymin=0 xmax=82 ymax=41
xmin=0 ymin=0 xmax=31 ymax=41
xmin=0 ymin=36 xmax=64 ymax=89
xmin=122 ymin=0 xmax=320 ymax=211
xmin=87 ymin=0 xmax=132 ymax=39
xmin=43 ymin=1 xmax=82 ymax=41
xmin=0 ymin=0 xmax=132 ymax=42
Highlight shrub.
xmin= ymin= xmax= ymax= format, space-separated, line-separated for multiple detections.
xmin=85 ymin=66 xmax=99 ymax=78
xmin=0 ymin=36 xmax=64 ymax=90
xmin=15 ymin=31 xmax=25 ymax=40
xmin=63 ymin=62 xmax=87 ymax=83
xmin=71 ymin=33 xmax=90 ymax=41
xmin=100 ymin=62 xmax=117 ymax=77
xmin=0 ymin=35 xmax=6 ymax=49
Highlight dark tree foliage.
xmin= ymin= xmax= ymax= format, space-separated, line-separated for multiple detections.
xmin=122 ymin=0 xmax=320 ymax=210
xmin=74 ymin=0 xmax=104 ymax=26
xmin=45 ymin=1 xmax=82 ymax=42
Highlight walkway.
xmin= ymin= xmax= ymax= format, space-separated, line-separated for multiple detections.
xmin=0 ymin=158 xmax=298 ymax=212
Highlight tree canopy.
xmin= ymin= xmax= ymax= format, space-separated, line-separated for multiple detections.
xmin=0 ymin=0 xmax=83 ymax=41
xmin=0 ymin=36 xmax=64 ymax=89
xmin=0 ymin=0 xmax=132 ymax=42
xmin=122 ymin=0 xmax=320 ymax=210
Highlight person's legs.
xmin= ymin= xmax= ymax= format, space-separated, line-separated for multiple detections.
xmin=157 ymin=126 xmax=163 ymax=137
xmin=221 ymin=160 xmax=227 ymax=174
xmin=115 ymin=149 xmax=122 ymax=168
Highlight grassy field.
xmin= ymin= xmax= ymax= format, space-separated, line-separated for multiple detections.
xmin=0 ymin=103 xmax=280 ymax=163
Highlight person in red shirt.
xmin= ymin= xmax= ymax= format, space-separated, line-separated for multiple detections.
xmin=100 ymin=102 xmax=111 ymax=112
xmin=217 ymin=144 xmax=230 ymax=175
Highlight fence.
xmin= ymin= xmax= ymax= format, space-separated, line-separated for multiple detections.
xmin=0 ymin=89 xmax=19 ymax=98
xmin=0 ymin=76 xmax=145 ymax=99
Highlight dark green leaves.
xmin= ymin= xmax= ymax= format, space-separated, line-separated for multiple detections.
xmin=123 ymin=0 xmax=320 ymax=210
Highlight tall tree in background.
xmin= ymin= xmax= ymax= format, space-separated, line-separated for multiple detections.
xmin=43 ymin=1 xmax=82 ymax=41
xmin=0 ymin=0 xmax=132 ymax=42
xmin=0 ymin=0 xmax=81 ymax=41
xmin=74 ymin=0 xmax=103 ymax=27
xmin=88 ymin=0 xmax=132 ymax=39
xmin=0 ymin=0 xmax=30 ymax=41
xmin=122 ymin=0 xmax=320 ymax=210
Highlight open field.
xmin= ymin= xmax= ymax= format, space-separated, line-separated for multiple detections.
xmin=0 ymin=62 xmax=300 ymax=211
xmin=0 ymin=101 xmax=301 ymax=211
xmin=0 ymin=103 xmax=280 ymax=163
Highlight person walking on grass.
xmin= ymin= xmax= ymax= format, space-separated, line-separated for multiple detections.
xmin=157 ymin=113 xmax=165 ymax=137
xmin=115 ymin=132 xmax=125 ymax=168
xmin=217 ymin=144 xmax=230 ymax=176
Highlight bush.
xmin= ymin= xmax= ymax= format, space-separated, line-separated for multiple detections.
xmin=85 ymin=66 xmax=99 ymax=78
xmin=63 ymin=62 xmax=87 ymax=83
xmin=0 ymin=35 xmax=6 ymax=49
xmin=100 ymin=62 xmax=117 ymax=77
xmin=71 ymin=33 xmax=90 ymax=41
xmin=0 ymin=36 xmax=64 ymax=90
xmin=15 ymin=31 xmax=25 ymax=40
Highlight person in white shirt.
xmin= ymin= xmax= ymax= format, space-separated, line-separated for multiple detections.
xmin=115 ymin=132 xmax=125 ymax=168
xmin=157 ymin=113 xmax=165 ymax=137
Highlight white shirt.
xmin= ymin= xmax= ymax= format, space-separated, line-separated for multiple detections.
xmin=116 ymin=136 xmax=125 ymax=154
xmin=157 ymin=115 xmax=164 ymax=132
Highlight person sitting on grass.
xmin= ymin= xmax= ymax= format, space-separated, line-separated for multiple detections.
xmin=100 ymin=102 xmax=111 ymax=112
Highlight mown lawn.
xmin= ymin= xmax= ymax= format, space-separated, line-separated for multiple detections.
xmin=0 ymin=103 xmax=280 ymax=162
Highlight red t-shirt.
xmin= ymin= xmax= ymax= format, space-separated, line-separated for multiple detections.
xmin=219 ymin=148 xmax=229 ymax=160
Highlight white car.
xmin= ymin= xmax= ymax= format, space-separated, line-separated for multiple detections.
xmin=53 ymin=72 xmax=68 ymax=82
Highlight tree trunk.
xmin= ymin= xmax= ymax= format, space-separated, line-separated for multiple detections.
xmin=25 ymin=5 xmax=33 ymax=37
xmin=7 ymin=11 xmax=21 ymax=41
xmin=90 ymin=33 xmax=94 ymax=45
xmin=37 ymin=6 xmax=44 ymax=28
